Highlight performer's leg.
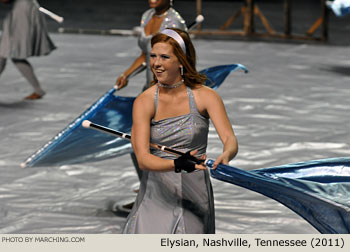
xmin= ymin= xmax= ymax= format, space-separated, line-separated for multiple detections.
xmin=12 ymin=59 xmax=45 ymax=99
xmin=0 ymin=57 xmax=7 ymax=75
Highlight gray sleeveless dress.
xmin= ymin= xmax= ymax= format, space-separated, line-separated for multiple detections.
xmin=123 ymin=86 xmax=215 ymax=234
xmin=0 ymin=0 xmax=56 ymax=59
xmin=138 ymin=8 xmax=187 ymax=90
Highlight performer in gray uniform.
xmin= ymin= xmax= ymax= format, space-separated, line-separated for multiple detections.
xmin=0 ymin=0 xmax=56 ymax=100
xmin=114 ymin=1 xmax=187 ymax=213
xmin=115 ymin=0 xmax=187 ymax=91
xmin=123 ymin=28 xmax=238 ymax=233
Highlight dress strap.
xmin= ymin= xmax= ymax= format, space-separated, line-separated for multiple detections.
xmin=187 ymin=87 xmax=198 ymax=115
xmin=154 ymin=85 xmax=159 ymax=112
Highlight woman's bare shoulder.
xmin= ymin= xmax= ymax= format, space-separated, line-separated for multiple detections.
xmin=191 ymin=85 xmax=223 ymax=115
xmin=193 ymin=85 xmax=220 ymax=100
xmin=134 ymin=85 xmax=156 ymax=110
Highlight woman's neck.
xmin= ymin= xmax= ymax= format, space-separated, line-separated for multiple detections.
xmin=158 ymin=79 xmax=184 ymax=89
xmin=154 ymin=5 xmax=170 ymax=17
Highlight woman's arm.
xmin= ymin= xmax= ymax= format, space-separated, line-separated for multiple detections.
xmin=200 ymin=87 xmax=238 ymax=169
xmin=115 ymin=52 xmax=146 ymax=90
xmin=131 ymin=90 xmax=176 ymax=172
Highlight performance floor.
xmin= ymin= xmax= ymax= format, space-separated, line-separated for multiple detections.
xmin=0 ymin=32 xmax=349 ymax=233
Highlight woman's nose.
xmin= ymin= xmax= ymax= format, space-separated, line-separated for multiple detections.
xmin=153 ymin=57 xmax=161 ymax=66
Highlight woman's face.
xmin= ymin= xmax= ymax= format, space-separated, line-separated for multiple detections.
xmin=150 ymin=42 xmax=182 ymax=84
xmin=148 ymin=0 xmax=169 ymax=9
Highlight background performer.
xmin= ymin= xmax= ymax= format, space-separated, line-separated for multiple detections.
xmin=115 ymin=0 xmax=187 ymax=91
xmin=0 ymin=0 xmax=56 ymax=100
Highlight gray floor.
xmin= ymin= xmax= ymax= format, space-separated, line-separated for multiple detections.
xmin=0 ymin=31 xmax=349 ymax=233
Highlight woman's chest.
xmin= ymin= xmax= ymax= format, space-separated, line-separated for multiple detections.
xmin=144 ymin=17 xmax=164 ymax=36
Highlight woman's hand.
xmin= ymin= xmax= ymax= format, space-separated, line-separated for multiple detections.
xmin=115 ymin=74 xmax=128 ymax=90
xmin=174 ymin=150 xmax=207 ymax=173
xmin=212 ymin=151 xmax=231 ymax=169
xmin=192 ymin=150 xmax=207 ymax=171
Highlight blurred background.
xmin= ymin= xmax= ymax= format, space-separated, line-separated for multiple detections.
xmin=1 ymin=0 xmax=350 ymax=44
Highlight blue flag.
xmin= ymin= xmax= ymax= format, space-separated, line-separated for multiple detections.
xmin=22 ymin=64 xmax=247 ymax=167
xmin=208 ymin=157 xmax=350 ymax=234
xmin=327 ymin=0 xmax=350 ymax=16
xmin=22 ymin=89 xmax=135 ymax=167
xmin=202 ymin=64 xmax=248 ymax=89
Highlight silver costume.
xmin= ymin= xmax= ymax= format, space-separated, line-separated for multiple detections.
xmin=138 ymin=7 xmax=187 ymax=90
xmin=0 ymin=0 xmax=56 ymax=59
xmin=123 ymin=86 xmax=215 ymax=234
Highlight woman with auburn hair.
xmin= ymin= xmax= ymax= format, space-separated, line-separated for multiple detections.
xmin=113 ymin=0 xmax=187 ymax=213
xmin=122 ymin=28 xmax=238 ymax=234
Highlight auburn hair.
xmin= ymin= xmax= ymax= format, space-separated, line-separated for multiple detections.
xmin=150 ymin=28 xmax=206 ymax=88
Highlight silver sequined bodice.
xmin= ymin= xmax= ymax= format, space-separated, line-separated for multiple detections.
xmin=150 ymin=86 xmax=209 ymax=159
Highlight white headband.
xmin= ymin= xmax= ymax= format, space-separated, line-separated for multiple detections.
xmin=160 ymin=29 xmax=186 ymax=55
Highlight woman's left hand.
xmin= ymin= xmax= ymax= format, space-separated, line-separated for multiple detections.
xmin=212 ymin=152 xmax=230 ymax=169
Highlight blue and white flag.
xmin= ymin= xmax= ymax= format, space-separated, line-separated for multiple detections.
xmin=209 ymin=157 xmax=350 ymax=234
xmin=327 ymin=0 xmax=350 ymax=16
xmin=22 ymin=89 xmax=135 ymax=167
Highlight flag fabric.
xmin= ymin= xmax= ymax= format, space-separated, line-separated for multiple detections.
xmin=22 ymin=64 xmax=247 ymax=167
xmin=22 ymin=89 xmax=135 ymax=167
xmin=327 ymin=0 xmax=350 ymax=16
xmin=202 ymin=64 xmax=248 ymax=89
xmin=208 ymin=157 xmax=350 ymax=234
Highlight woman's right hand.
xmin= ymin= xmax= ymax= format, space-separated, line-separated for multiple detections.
xmin=174 ymin=150 xmax=206 ymax=173
xmin=115 ymin=74 xmax=128 ymax=90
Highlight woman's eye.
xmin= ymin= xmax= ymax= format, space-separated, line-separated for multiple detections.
xmin=161 ymin=55 xmax=170 ymax=59
xmin=150 ymin=54 xmax=156 ymax=58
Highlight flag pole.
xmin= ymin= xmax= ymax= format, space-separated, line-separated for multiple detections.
xmin=82 ymin=120 xmax=206 ymax=165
